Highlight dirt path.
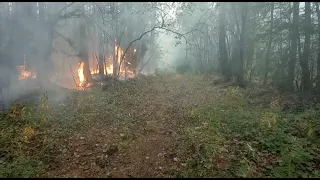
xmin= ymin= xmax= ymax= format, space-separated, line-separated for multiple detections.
xmin=41 ymin=74 xmax=219 ymax=178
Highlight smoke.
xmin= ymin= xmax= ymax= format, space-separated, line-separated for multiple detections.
xmin=0 ymin=66 xmax=38 ymax=108
xmin=0 ymin=2 xmax=213 ymax=109
xmin=0 ymin=2 xmax=76 ymax=108
xmin=156 ymin=31 xmax=179 ymax=72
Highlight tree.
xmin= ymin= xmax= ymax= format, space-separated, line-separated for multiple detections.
xmin=300 ymin=2 xmax=311 ymax=92
xmin=288 ymin=2 xmax=299 ymax=92
xmin=315 ymin=2 xmax=320 ymax=99
xmin=238 ymin=2 xmax=248 ymax=85
xmin=263 ymin=2 xmax=274 ymax=85
xmin=218 ymin=3 xmax=229 ymax=79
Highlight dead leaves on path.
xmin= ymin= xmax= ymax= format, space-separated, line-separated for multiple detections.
xmin=41 ymin=74 xmax=224 ymax=178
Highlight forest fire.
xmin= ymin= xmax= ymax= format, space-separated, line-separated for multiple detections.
xmin=77 ymin=62 xmax=85 ymax=87
xmin=74 ymin=45 xmax=137 ymax=90
xmin=16 ymin=65 xmax=37 ymax=80
xmin=16 ymin=46 xmax=137 ymax=91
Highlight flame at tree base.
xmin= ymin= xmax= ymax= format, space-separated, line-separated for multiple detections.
xmin=50 ymin=45 xmax=138 ymax=91
xmin=75 ymin=45 xmax=136 ymax=90
xmin=77 ymin=62 xmax=85 ymax=87
xmin=76 ymin=62 xmax=92 ymax=90
xmin=75 ymin=62 xmax=136 ymax=90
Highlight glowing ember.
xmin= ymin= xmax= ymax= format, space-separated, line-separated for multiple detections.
xmin=17 ymin=65 xmax=36 ymax=80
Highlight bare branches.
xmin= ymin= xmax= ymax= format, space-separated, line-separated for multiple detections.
xmin=114 ymin=10 xmax=207 ymax=78
xmin=91 ymin=2 xmax=105 ymax=20
xmin=54 ymin=30 xmax=77 ymax=50
xmin=59 ymin=2 xmax=76 ymax=15
xmin=58 ymin=8 xmax=83 ymax=20
xmin=54 ymin=30 xmax=80 ymax=58
xmin=83 ymin=11 xmax=113 ymax=40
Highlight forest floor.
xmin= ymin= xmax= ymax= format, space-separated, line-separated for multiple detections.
xmin=1 ymin=73 xmax=320 ymax=178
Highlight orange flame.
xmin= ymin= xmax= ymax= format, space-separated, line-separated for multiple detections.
xmin=17 ymin=65 xmax=36 ymax=80
xmin=75 ymin=45 xmax=136 ymax=90
xmin=78 ymin=62 xmax=85 ymax=87
xmin=88 ymin=46 xmax=135 ymax=79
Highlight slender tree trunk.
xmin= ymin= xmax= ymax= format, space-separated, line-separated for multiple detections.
xmin=315 ymin=2 xmax=320 ymax=100
xmin=98 ymin=53 xmax=105 ymax=78
xmin=218 ymin=2 xmax=229 ymax=80
xmin=98 ymin=24 xmax=105 ymax=78
xmin=112 ymin=2 xmax=118 ymax=78
xmin=263 ymin=2 xmax=274 ymax=85
xmin=238 ymin=2 xmax=248 ymax=85
xmin=79 ymin=17 xmax=92 ymax=86
xmin=288 ymin=2 xmax=299 ymax=92
xmin=247 ymin=11 xmax=256 ymax=82
xmin=300 ymin=2 xmax=311 ymax=92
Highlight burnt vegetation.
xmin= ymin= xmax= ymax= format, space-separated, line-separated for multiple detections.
xmin=0 ymin=2 xmax=320 ymax=178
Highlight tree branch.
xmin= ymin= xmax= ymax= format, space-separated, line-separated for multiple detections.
xmin=54 ymin=30 xmax=79 ymax=57
xmin=137 ymin=56 xmax=152 ymax=75
xmin=59 ymin=2 xmax=76 ymax=15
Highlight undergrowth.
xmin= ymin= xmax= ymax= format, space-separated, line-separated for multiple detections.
xmin=0 ymin=92 xmax=54 ymax=178
xmin=179 ymin=86 xmax=320 ymax=178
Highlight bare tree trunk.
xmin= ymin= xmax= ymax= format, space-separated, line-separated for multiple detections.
xmin=79 ymin=17 xmax=92 ymax=86
xmin=98 ymin=32 xmax=105 ymax=78
xmin=288 ymin=2 xmax=299 ymax=92
xmin=112 ymin=2 xmax=118 ymax=78
xmin=238 ymin=2 xmax=248 ymax=85
xmin=218 ymin=2 xmax=229 ymax=80
xmin=263 ymin=2 xmax=274 ymax=85
xmin=246 ymin=11 xmax=256 ymax=82
xmin=315 ymin=2 xmax=320 ymax=100
xmin=300 ymin=2 xmax=311 ymax=92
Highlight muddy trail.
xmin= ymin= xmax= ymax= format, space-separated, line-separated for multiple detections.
xmin=41 ymin=74 xmax=219 ymax=178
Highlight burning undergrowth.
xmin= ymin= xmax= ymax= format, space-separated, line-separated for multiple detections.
xmin=49 ymin=44 xmax=138 ymax=91
xmin=16 ymin=63 xmax=37 ymax=80
xmin=4 ymin=37 xmax=147 ymax=111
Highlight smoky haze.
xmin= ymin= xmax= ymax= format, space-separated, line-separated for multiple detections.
xmin=0 ymin=2 xmax=220 ymax=108
xmin=2 ymin=2 xmax=320 ymax=178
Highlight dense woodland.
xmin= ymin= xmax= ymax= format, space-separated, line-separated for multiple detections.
xmin=0 ymin=2 xmax=320 ymax=178
xmin=175 ymin=2 xmax=320 ymax=99
xmin=1 ymin=2 xmax=320 ymax=96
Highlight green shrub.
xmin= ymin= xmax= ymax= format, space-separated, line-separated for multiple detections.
xmin=179 ymin=86 xmax=320 ymax=178
xmin=0 ymin=92 xmax=52 ymax=178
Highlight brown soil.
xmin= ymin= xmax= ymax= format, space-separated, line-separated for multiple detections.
xmin=41 ymin=74 xmax=219 ymax=178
